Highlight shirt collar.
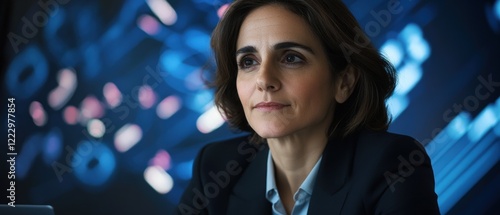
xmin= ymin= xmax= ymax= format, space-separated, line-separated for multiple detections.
xmin=266 ymin=151 xmax=279 ymax=202
xmin=265 ymin=150 xmax=323 ymax=202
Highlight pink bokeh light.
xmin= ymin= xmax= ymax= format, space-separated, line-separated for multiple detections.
xmin=149 ymin=150 xmax=172 ymax=170
xmin=139 ymin=85 xmax=157 ymax=109
xmin=80 ymin=95 xmax=104 ymax=121
xmin=29 ymin=101 xmax=47 ymax=126
xmin=217 ymin=3 xmax=230 ymax=18
xmin=138 ymin=14 xmax=160 ymax=35
xmin=156 ymin=95 xmax=181 ymax=119
xmin=48 ymin=68 xmax=77 ymax=110
xmin=103 ymin=82 xmax=122 ymax=108
xmin=63 ymin=106 xmax=79 ymax=125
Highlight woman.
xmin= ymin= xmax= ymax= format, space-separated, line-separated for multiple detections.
xmin=177 ymin=0 xmax=439 ymax=214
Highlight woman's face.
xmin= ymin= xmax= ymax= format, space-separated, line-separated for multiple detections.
xmin=236 ymin=4 xmax=337 ymax=139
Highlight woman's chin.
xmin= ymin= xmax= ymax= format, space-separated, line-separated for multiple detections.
xmin=254 ymin=129 xmax=290 ymax=140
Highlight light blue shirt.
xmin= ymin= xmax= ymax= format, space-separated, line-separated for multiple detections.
xmin=265 ymin=151 xmax=322 ymax=215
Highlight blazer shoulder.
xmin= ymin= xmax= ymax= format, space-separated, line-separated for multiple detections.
xmin=352 ymin=130 xmax=430 ymax=175
xmin=196 ymin=135 xmax=263 ymax=171
xmin=176 ymin=135 xmax=264 ymax=215
xmin=356 ymin=130 xmax=425 ymax=156
xmin=202 ymin=135 xmax=252 ymax=154
xmin=347 ymin=130 xmax=439 ymax=214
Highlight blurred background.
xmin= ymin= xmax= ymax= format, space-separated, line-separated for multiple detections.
xmin=1 ymin=0 xmax=499 ymax=214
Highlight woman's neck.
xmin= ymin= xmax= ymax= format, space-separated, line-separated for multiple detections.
xmin=267 ymin=131 xmax=328 ymax=213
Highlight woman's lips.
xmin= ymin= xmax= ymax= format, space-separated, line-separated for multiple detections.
xmin=253 ymin=102 xmax=290 ymax=111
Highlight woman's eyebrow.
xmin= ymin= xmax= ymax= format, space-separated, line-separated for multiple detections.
xmin=235 ymin=42 xmax=315 ymax=56
xmin=236 ymin=46 xmax=257 ymax=56
xmin=274 ymin=42 xmax=315 ymax=54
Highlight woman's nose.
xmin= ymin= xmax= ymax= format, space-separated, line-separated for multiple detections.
xmin=256 ymin=61 xmax=281 ymax=92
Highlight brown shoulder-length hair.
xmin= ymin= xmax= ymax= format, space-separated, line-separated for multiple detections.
xmin=211 ymin=0 xmax=396 ymax=143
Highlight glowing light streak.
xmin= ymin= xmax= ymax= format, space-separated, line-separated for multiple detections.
xmin=146 ymin=0 xmax=177 ymax=25
xmin=438 ymin=139 xmax=500 ymax=214
xmin=394 ymin=62 xmax=422 ymax=95
xmin=384 ymin=23 xmax=428 ymax=121
xmin=426 ymin=98 xmax=500 ymax=214
xmin=380 ymin=39 xmax=404 ymax=68
xmin=407 ymin=36 xmax=431 ymax=63
xmin=467 ymin=105 xmax=498 ymax=142
xmin=144 ymin=165 xmax=174 ymax=194
xmin=114 ymin=124 xmax=143 ymax=152
xmin=426 ymin=112 xmax=471 ymax=159
xmin=386 ymin=95 xmax=409 ymax=120
xmin=48 ymin=68 xmax=77 ymax=110
xmin=434 ymin=120 xmax=495 ymax=191
xmin=196 ymin=105 xmax=225 ymax=134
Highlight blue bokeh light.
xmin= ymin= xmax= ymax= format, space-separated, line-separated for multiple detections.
xmin=6 ymin=45 xmax=48 ymax=100
xmin=72 ymin=141 xmax=116 ymax=187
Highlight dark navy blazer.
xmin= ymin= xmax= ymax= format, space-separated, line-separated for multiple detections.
xmin=176 ymin=130 xmax=440 ymax=215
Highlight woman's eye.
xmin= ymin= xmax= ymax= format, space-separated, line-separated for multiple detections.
xmin=238 ymin=57 xmax=257 ymax=69
xmin=282 ymin=54 xmax=304 ymax=64
xmin=243 ymin=59 xmax=255 ymax=66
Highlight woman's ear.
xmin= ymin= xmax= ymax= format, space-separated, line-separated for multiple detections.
xmin=334 ymin=65 xmax=359 ymax=104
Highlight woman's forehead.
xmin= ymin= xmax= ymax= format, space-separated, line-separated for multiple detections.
xmin=236 ymin=5 xmax=320 ymax=51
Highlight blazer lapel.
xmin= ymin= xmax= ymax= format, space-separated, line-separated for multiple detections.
xmin=308 ymin=135 xmax=358 ymax=215
xmin=226 ymin=145 xmax=271 ymax=215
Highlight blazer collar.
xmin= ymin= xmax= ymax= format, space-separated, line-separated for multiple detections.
xmin=227 ymin=134 xmax=358 ymax=215
xmin=226 ymin=145 xmax=271 ymax=215
xmin=308 ymin=134 xmax=358 ymax=215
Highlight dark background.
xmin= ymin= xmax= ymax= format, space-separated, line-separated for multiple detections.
xmin=1 ymin=0 xmax=500 ymax=214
